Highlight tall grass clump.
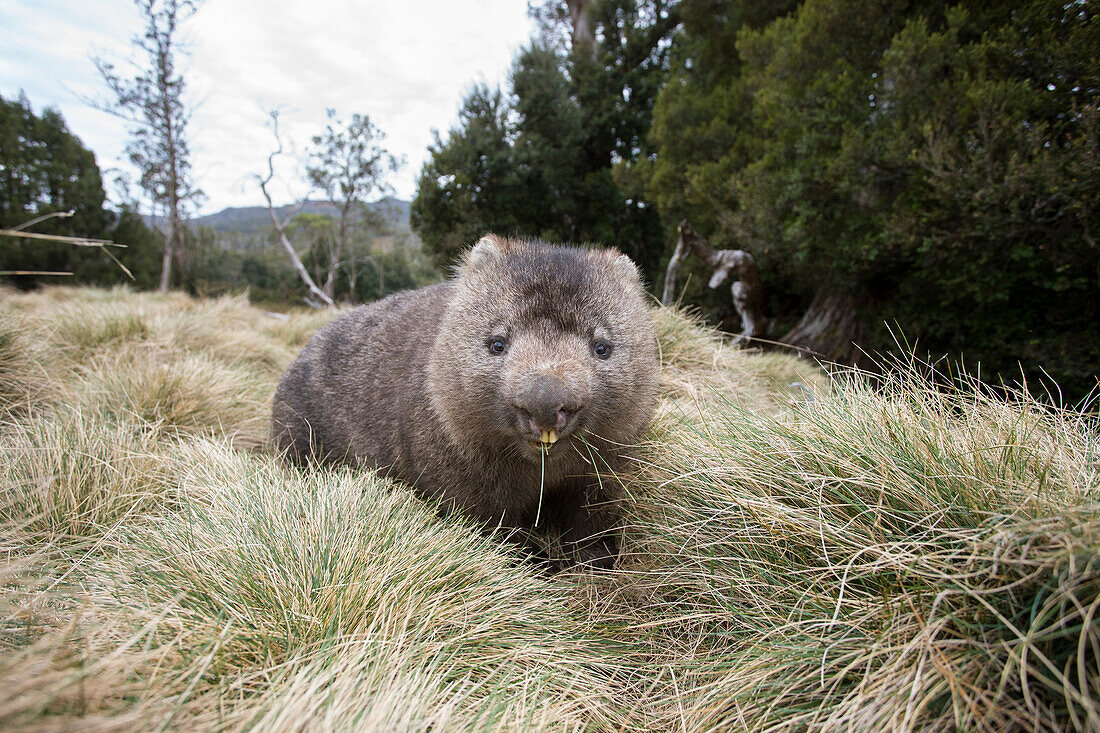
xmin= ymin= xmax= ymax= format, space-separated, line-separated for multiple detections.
xmin=73 ymin=344 xmax=273 ymax=447
xmin=158 ymin=294 xmax=304 ymax=374
xmin=0 ymin=409 xmax=172 ymax=542
xmin=620 ymin=365 xmax=1100 ymax=730
xmin=48 ymin=301 xmax=151 ymax=363
xmin=94 ymin=440 xmax=631 ymax=729
xmin=0 ymin=287 xmax=322 ymax=447
xmin=0 ymin=318 xmax=39 ymax=413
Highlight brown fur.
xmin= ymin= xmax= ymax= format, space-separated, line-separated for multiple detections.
xmin=271 ymin=235 xmax=659 ymax=568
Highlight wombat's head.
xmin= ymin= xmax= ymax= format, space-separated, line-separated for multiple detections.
xmin=427 ymin=235 xmax=659 ymax=463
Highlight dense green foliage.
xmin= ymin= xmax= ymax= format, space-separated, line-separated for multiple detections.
xmin=0 ymin=93 xmax=164 ymax=288
xmin=413 ymin=0 xmax=1098 ymax=400
xmin=411 ymin=0 xmax=677 ymax=277
xmin=648 ymin=0 xmax=1099 ymax=400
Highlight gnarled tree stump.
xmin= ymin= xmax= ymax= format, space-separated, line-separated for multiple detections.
xmin=662 ymin=220 xmax=767 ymax=344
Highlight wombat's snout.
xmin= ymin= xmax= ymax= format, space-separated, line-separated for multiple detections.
xmin=513 ymin=373 xmax=586 ymax=441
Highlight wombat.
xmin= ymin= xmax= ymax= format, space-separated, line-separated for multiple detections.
xmin=271 ymin=234 xmax=659 ymax=568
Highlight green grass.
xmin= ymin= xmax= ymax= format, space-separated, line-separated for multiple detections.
xmin=0 ymin=285 xmax=1096 ymax=731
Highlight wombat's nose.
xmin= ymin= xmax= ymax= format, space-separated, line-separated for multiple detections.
xmin=515 ymin=374 xmax=582 ymax=435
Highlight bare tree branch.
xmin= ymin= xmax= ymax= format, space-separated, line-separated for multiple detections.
xmin=257 ymin=110 xmax=334 ymax=308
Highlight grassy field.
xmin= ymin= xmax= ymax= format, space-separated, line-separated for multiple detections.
xmin=1 ymin=285 xmax=1097 ymax=731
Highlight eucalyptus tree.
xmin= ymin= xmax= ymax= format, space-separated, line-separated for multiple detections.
xmin=93 ymin=0 xmax=202 ymax=292
xmin=307 ymin=109 xmax=400 ymax=301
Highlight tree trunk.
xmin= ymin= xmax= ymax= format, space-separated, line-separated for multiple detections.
xmin=661 ymin=234 xmax=688 ymax=305
xmin=158 ymin=47 xmax=183 ymax=294
xmin=325 ymin=198 xmax=352 ymax=301
xmin=347 ymin=260 xmax=358 ymax=301
xmin=780 ymin=289 xmax=866 ymax=364
xmin=158 ymin=228 xmax=173 ymax=292
xmin=323 ymin=251 xmax=338 ymax=301
xmin=566 ymin=0 xmax=596 ymax=59
xmin=266 ymin=206 xmax=333 ymax=308
xmin=160 ymin=192 xmax=185 ymax=292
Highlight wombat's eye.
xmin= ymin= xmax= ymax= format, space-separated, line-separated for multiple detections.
xmin=592 ymin=339 xmax=613 ymax=359
xmin=488 ymin=338 xmax=507 ymax=355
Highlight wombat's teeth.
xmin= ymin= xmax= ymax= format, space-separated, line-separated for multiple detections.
xmin=531 ymin=429 xmax=559 ymax=452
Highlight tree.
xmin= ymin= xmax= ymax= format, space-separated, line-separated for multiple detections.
xmin=93 ymin=0 xmax=202 ymax=292
xmin=412 ymin=0 xmax=678 ymax=278
xmin=256 ymin=111 xmax=333 ymax=307
xmin=1 ymin=92 xmax=110 ymax=235
xmin=307 ymin=109 xmax=400 ymax=301
xmin=862 ymin=3 xmax=1100 ymax=396
xmin=516 ymin=0 xmax=678 ymax=275
xmin=411 ymin=84 xmax=532 ymax=268
xmin=645 ymin=0 xmax=808 ymax=332
xmin=648 ymin=0 xmax=1100 ymax=399
xmin=0 ymin=92 xmax=161 ymax=286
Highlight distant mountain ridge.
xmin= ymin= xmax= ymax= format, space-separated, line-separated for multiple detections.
xmin=145 ymin=197 xmax=412 ymax=236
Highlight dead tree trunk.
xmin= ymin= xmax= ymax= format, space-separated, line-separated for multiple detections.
xmin=258 ymin=111 xmax=334 ymax=308
xmin=661 ymin=232 xmax=688 ymax=306
xmin=780 ymin=289 xmax=866 ymax=364
xmin=663 ymin=220 xmax=767 ymax=343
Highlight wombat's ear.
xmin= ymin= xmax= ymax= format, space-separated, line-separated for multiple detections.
xmin=607 ymin=249 xmax=645 ymax=291
xmin=459 ymin=234 xmax=506 ymax=275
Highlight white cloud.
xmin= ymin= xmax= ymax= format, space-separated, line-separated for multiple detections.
xmin=1 ymin=0 xmax=533 ymax=214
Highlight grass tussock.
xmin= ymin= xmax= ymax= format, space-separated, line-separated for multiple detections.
xmin=0 ymin=409 xmax=171 ymax=541
xmin=0 ymin=312 xmax=53 ymax=413
xmin=74 ymin=345 xmax=273 ymax=447
xmin=1 ymin=285 xmax=1097 ymax=731
xmin=107 ymin=441 xmax=626 ymax=729
xmin=617 ymin=367 xmax=1100 ymax=730
xmin=652 ymin=305 xmax=823 ymax=413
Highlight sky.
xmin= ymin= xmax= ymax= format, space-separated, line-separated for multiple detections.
xmin=0 ymin=0 xmax=535 ymax=215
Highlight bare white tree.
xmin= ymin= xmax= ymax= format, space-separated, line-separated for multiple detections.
xmin=257 ymin=111 xmax=334 ymax=308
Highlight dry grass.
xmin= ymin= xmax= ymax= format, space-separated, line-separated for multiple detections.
xmin=612 ymin=366 xmax=1100 ymax=731
xmin=1 ymin=285 xmax=1096 ymax=731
